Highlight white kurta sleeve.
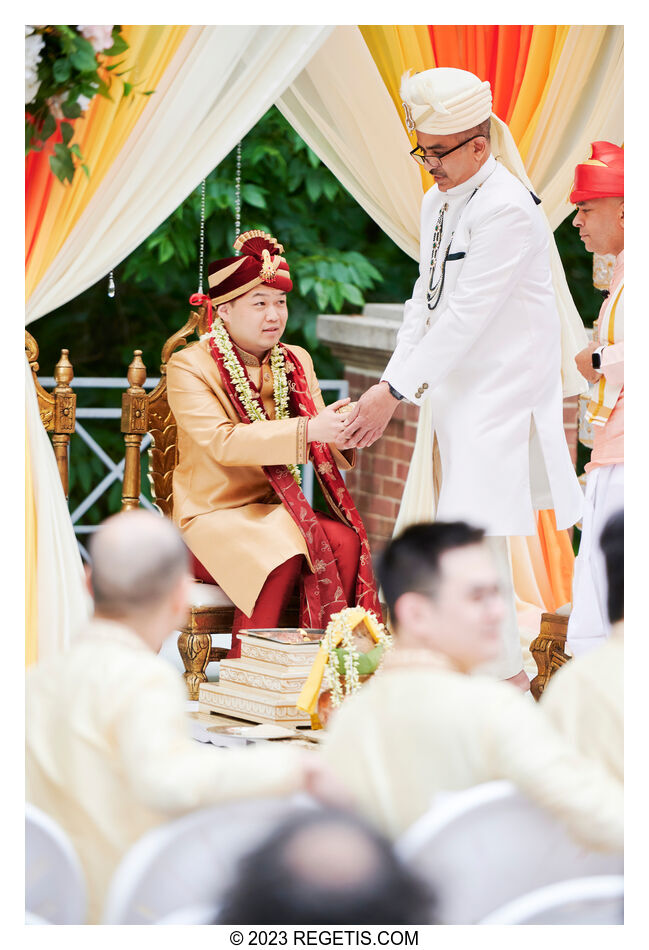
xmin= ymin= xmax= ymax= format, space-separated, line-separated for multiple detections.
xmin=383 ymin=203 xmax=535 ymax=403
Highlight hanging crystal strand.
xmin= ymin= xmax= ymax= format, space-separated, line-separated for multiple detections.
xmin=107 ymin=271 xmax=116 ymax=298
xmin=197 ymin=177 xmax=206 ymax=294
xmin=234 ymin=140 xmax=242 ymax=252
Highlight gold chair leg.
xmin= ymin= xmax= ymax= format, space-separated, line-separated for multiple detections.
xmin=529 ymin=612 xmax=571 ymax=701
xmin=177 ymin=630 xmax=212 ymax=700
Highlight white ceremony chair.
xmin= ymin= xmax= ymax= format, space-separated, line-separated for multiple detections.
xmin=157 ymin=903 xmax=220 ymax=924
xmin=480 ymin=874 xmax=624 ymax=924
xmin=396 ymin=781 xmax=623 ymax=925
xmin=102 ymin=795 xmax=316 ymax=924
xmin=25 ymin=803 xmax=87 ymax=924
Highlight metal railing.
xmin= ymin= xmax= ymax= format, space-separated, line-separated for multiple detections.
xmin=39 ymin=375 xmax=348 ymax=562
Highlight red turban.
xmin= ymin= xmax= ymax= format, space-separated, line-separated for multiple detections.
xmin=570 ymin=142 xmax=624 ymax=204
xmin=207 ymin=231 xmax=293 ymax=304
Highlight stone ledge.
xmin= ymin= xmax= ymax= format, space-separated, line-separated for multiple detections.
xmin=317 ymin=305 xmax=405 ymax=374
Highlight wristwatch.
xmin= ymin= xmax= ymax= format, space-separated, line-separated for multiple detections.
xmin=386 ymin=382 xmax=405 ymax=401
xmin=591 ymin=346 xmax=604 ymax=370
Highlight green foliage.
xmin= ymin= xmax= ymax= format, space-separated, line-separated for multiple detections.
xmin=25 ymin=26 xmax=153 ymax=185
xmin=332 ymin=643 xmax=386 ymax=676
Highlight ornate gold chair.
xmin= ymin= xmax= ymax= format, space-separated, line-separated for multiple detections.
xmin=529 ymin=612 xmax=571 ymax=700
xmin=121 ymin=304 xmax=298 ymax=699
xmin=26 ymin=330 xmax=77 ymax=497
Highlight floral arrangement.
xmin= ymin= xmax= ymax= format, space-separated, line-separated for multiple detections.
xmin=25 ymin=25 xmax=151 ymax=183
xmin=322 ymin=606 xmax=392 ymax=708
xmin=205 ymin=316 xmax=302 ymax=485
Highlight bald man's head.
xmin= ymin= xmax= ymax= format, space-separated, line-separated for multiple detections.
xmin=88 ymin=511 xmax=189 ymax=617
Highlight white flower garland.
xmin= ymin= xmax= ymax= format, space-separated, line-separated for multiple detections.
xmin=205 ymin=317 xmax=301 ymax=485
xmin=322 ymin=607 xmax=392 ymax=707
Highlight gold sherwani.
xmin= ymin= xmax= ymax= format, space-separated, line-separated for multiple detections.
xmin=166 ymin=339 xmax=352 ymax=615
xmin=25 ymin=619 xmax=302 ymax=922
xmin=322 ymin=649 xmax=623 ymax=850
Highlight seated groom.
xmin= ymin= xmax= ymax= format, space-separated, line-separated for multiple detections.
xmin=167 ymin=231 xmax=381 ymax=656
xmin=322 ymin=521 xmax=623 ymax=851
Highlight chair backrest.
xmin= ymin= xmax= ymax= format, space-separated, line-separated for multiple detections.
xmin=121 ymin=304 xmax=209 ymax=517
xmin=480 ymin=874 xmax=624 ymax=925
xmin=102 ymin=794 xmax=315 ymax=924
xmin=25 ymin=803 xmax=87 ymax=924
xmin=26 ymin=330 xmax=77 ymax=499
xmin=396 ymin=781 xmax=623 ymax=925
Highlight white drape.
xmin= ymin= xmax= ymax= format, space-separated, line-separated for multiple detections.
xmin=277 ymin=26 xmax=422 ymax=261
xmin=26 ymin=357 xmax=91 ymax=656
xmin=26 ymin=25 xmax=332 ymax=656
xmin=523 ymin=26 xmax=624 ymax=231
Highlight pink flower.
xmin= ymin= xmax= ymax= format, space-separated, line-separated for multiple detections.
xmin=78 ymin=25 xmax=114 ymax=53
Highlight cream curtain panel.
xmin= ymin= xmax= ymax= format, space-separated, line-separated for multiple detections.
xmin=26 ymin=358 xmax=91 ymax=658
xmin=278 ymin=26 xmax=422 ymax=261
xmin=522 ymin=26 xmax=624 ymax=230
xmin=27 ymin=25 xmax=332 ymax=657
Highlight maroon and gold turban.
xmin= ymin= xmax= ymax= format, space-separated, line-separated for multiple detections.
xmin=207 ymin=230 xmax=293 ymax=304
xmin=570 ymin=142 xmax=624 ymax=204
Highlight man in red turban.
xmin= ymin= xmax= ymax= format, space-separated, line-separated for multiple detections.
xmin=567 ymin=143 xmax=624 ymax=657
xmin=167 ymin=231 xmax=381 ymax=658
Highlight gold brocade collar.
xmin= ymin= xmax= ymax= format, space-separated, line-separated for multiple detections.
xmin=378 ymin=647 xmax=461 ymax=675
xmin=233 ymin=343 xmax=271 ymax=368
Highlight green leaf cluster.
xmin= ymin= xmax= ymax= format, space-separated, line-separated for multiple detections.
xmin=331 ymin=643 xmax=386 ymax=677
xmin=26 ymin=26 xmax=152 ymax=184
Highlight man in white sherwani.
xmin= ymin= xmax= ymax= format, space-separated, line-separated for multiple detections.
xmin=342 ymin=68 xmax=584 ymax=689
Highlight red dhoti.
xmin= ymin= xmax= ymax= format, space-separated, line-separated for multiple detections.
xmin=191 ymin=513 xmax=362 ymax=658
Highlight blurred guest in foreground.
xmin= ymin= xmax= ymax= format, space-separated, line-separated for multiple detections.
xmin=218 ymin=809 xmax=433 ymax=924
xmin=323 ymin=522 xmax=623 ymax=849
xmin=542 ymin=509 xmax=623 ymax=784
xmin=26 ymin=511 xmax=340 ymax=923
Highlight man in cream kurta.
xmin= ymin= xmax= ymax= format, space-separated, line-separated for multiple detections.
xmin=542 ymin=509 xmax=623 ymax=784
xmin=323 ymin=522 xmax=622 ymax=850
xmin=341 ymin=68 xmax=584 ymax=687
xmin=26 ymin=512 xmax=309 ymax=923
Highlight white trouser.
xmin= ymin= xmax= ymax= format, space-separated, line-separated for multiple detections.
xmin=473 ymin=536 xmax=525 ymax=680
xmin=567 ymin=463 xmax=624 ymax=658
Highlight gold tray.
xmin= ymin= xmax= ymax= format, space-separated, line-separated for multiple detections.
xmin=238 ymin=628 xmax=325 ymax=645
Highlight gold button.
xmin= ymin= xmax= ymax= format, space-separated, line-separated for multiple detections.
xmin=422 ymin=382 xmax=429 ymax=389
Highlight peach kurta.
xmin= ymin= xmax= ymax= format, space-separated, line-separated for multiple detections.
xmin=166 ymin=339 xmax=352 ymax=615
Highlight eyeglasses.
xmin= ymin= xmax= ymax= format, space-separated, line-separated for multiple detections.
xmin=410 ymin=133 xmax=484 ymax=167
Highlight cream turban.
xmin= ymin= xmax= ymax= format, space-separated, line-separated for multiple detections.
xmin=400 ymin=67 xmax=492 ymax=135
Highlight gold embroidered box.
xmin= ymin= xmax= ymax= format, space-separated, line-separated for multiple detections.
xmin=198 ymin=629 xmax=323 ymax=727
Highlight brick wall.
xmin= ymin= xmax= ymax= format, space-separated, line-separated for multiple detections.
xmin=344 ymin=367 xmax=580 ymax=556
